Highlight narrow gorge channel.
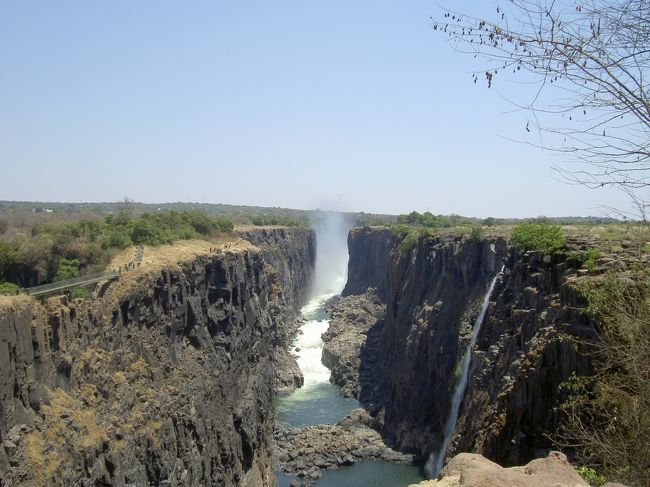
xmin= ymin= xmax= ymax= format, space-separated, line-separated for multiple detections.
xmin=275 ymin=220 xmax=424 ymax=487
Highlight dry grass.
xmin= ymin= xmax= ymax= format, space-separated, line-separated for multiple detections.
xmin=0 ymin=294 xmax=34 ymax=314
xmin=25 ymin=388 xmax=109 ymax=485
xmin=103 ymin=237 xmax=257 ymax=303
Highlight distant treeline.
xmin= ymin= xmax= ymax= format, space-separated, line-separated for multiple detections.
xmin=0 ymin=200 xmax=397 ymax=228
xmin=250 ymin=215 xmax=310 ymax=227
xmin=0 ymin=210 xmax=233 ymax=290
xmin=394 ymin=210 xmax=621 ymax=228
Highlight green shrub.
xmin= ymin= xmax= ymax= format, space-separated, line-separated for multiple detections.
xmin=558 ymin=272 xmax=650 ymax=486
xmin=511 ymin=223 xmax=566 ymax=255
xmin=250 ymin=215 xmax=307 ymax=227
xmin=102 ymin=229 xmax=132 ymax=249
xmin=0 ymin=281 xmax=20 ymax=295
xmin=396 ymin=211 xmax=472 ymax=228
xmin=482 ymin=217 xmax=497 ymax=227
xmin=390 ymin=224 xmax=412 ymax=238
xmin=54 ymin=258 xmax=80 ymax=281
xmin=470 ymin=226 xmax=483 ymax=242
xmin=70 ymin=287 xmax=90 ymax=299
xmin=0 ymin=240 xmax=19 ymax=279
xmin=569 ymin=247 xmax=601 ymax=271
xmin=576 ymin=466 xmax=606 ymax=486
xmin=399 ymin=232 xmax=418 ymax=253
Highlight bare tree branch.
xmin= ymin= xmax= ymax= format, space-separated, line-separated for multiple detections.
xmin=433 ymin=0 xmax=650 ymax=199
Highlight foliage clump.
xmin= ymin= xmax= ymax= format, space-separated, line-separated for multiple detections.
xmin=558 ymin=272 xmax=650 ymax=487
xmin=0 ymin=281 xmax=20 ymax=295
xmin=250 ymin=214 xmax=309 ymax=227
xmin=568 ymin=247 xmax=601 ymax=272
xmin=511 ymin=223 xmax=566 ymax=255
xmin=396 ymin=211 xmax=474 ymax=228
xmin=469 ymin=226 xmax=483 ymax=242
xmin=0 ymin=209 xmax=233 ymax=288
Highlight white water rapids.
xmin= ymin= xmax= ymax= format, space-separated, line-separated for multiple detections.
xmin=294 ymin=275 xmax=347 ymax=388
xmin=425 ymin=266 xmax=504 ymax=478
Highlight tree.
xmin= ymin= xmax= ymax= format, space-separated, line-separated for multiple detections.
xmin=558 ymin=271 xmax=650 ymax=486
xmin=433 ymin=1 xmax=649 ymax=194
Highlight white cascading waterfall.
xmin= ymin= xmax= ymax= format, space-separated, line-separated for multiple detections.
xmin=294 ymin=280 xmax=346 ymax=388
xmin=425 ymin=265 xmax=504 ymax=478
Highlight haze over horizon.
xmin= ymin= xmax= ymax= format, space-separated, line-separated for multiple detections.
xmin=0 ymin=1 xmax=635 ymax=218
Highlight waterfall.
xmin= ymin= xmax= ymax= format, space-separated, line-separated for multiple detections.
xmin=424 ymin=266 xmax=504 ymax=478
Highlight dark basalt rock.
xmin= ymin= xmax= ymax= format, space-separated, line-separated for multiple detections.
xmin=321 ymin=290 xmax=385 ymax=399
xmin=343 ymin=227 xmax=601 ymax=467
xmin=0 ymin=228 xmax=316 ymax=487
xmin=273 ymin=408 xmax=414 ymax=486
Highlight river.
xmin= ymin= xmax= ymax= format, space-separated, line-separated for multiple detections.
xmin=275 ymin=271 xmax=424 ymax=487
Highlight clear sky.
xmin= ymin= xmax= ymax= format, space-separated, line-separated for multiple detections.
xmin=0 ymin=1 xmax=634 ymax=218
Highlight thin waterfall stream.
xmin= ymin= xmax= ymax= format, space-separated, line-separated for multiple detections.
xmin=425 ymin=266 xmax=504 ymax=478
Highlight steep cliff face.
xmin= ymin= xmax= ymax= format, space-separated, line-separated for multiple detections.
xmin=237 ymin=227 xmax=315 ymax=315
xmin=238 ymin=227 xmax=316 ymax=394
xmin=450 ymin=250 xmax=593 ymax=465
xmin=345 ymin=227 xmax=594 ymax=467
xmin=0 ymin=229 xmax=315 ymax=487
xmin=356 ymin=230 xmax=508 ymax=455
xmin=342 ymin=228 xmax=394 ymax=300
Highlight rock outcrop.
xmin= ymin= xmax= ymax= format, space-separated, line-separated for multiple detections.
xmin=410 ymin=451 xmax=588 ymax=487
xmin=321 ymin=290 xmax=385 ymax=399
xmin=0 ymin=229 xmax=315 ymax=487
xmin=274 ymin=409 xmax=413 ymax=486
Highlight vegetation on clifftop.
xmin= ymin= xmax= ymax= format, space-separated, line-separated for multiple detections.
xmin=511 ymin=223 xmax=567 ymax=255
xmin=0 ymin=209 xmax=233 ymax=289
xmin=559 ymin=271 xmax=650 ymax=487
xmin=249 ymin=214 xmax=309 ymax=227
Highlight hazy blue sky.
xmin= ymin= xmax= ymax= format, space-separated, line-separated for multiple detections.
xmin=0 ymin=1 xmax=633 ymax=217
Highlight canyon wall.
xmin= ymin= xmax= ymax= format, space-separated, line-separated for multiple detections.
xmin=0 ymin=228 xmax=315 ymax=487
xmin=450 ymin=249 xmax=593 ymax=465
xmin=342 ymin=227 xmax=393 ymax=300
xmin=344 ymin=227 xmax=593 ymax=466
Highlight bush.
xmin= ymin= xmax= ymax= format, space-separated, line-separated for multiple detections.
xmin=569 ymin=247 xmax=601 ymax=272
xmin=250 ymin=215 xmax=308 ymax=227
xmin=54 ymin=258 xmax=80 ymax=281
xmin=482 ymin=217 xmax=497 ymax=227
xmin=396 ymin=211 xmax=471 ymax=228
xmin=575 ymin=466 xmax=606 ymax=486
xmin=128 ymin=218 xmax=165 ymax=245
xmin=102 ymin=228 xmax=132 ymax=249
xmin=558 ymin=272 xmax=650 ymax=486
xmin=469 ymin=226 xmax=483 ymax=242
xmin=511 ymin=223 xmax=566 ymax=255
xmin=0 ymin=281 xmax=20 ymax=295
xmin=0 ymin=240 xmax=18 ymax=279
xmin=70 ymin=287 xmax=90 ymax=299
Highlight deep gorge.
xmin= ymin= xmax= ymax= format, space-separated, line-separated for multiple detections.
xmin=1 ymin=224 xmax=602 ymax=486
